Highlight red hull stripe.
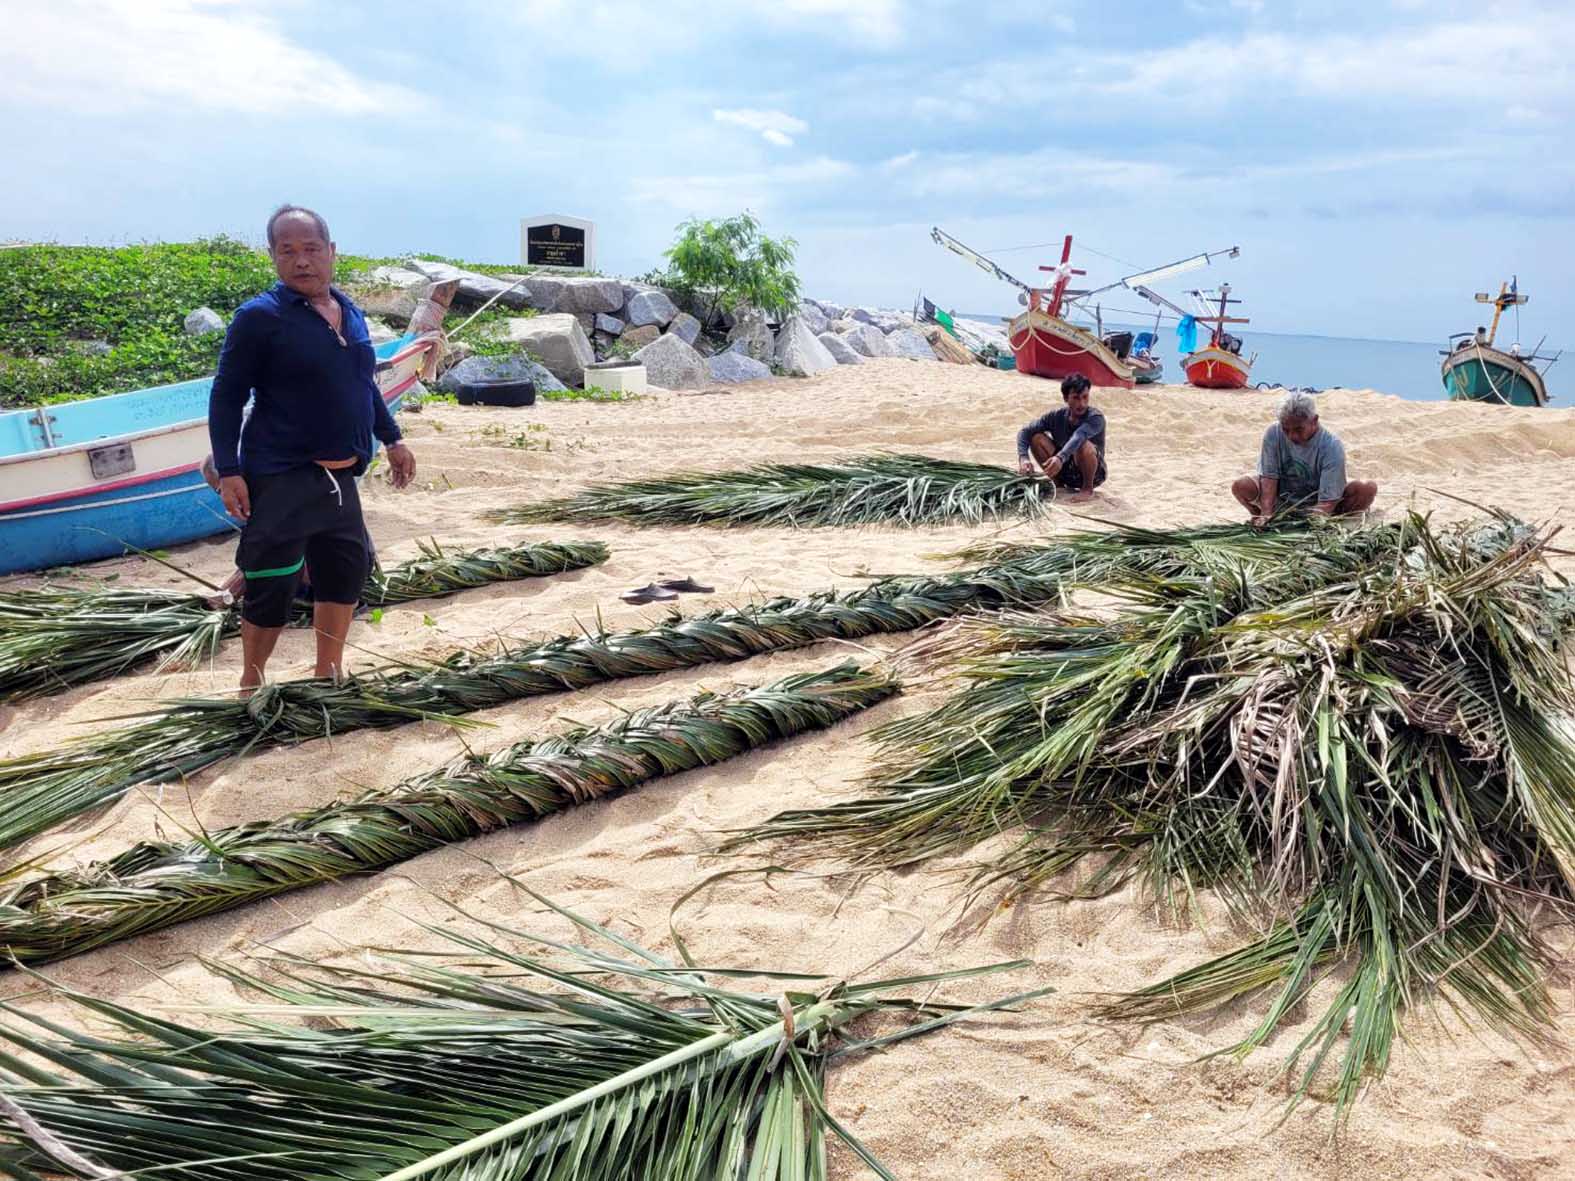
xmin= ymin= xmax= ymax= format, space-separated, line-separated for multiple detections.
xmin=0 ymin=384 xmax=413 ymax=515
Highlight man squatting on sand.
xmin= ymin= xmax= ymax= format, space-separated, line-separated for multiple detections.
xmin=1232 ymin=390 xmax=1378 ymax=524
xmin=208 ymin=204 xmax=416 ymax=690
xmin=1016 ymin=373 xmax=1106 ymax=502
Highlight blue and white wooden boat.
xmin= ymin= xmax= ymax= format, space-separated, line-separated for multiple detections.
xmin=0 ymin=335 xmax=437 ymax=576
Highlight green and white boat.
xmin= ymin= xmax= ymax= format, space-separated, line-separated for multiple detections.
xmin=1440 ymin=279 xmax=1558 ymax=407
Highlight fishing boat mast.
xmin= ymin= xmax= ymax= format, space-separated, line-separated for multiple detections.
xmin=1476 ymin=278 xmax=1527 ymax=348
xmin=1037 ymin=235 xmax=1085 ymax=320
xmin=1198 ymin=283 xmax=1249 ymax=346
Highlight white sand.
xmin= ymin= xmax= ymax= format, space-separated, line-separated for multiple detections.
xmin=4 ymin=360 xmax=1575 ymax=1177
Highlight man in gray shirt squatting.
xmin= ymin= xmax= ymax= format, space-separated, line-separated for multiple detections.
xmin=1016 ymin=373 xmax=1106 ymax=503
xmin=1232 ymin=390 xmax=1377 ymax=525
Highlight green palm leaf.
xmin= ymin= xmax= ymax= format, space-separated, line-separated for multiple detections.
xmin=0 ymin=661 xmax=895 ymax=965
xmin=0 ymin=540 xmax=609 ymax=704
xmin=488 ymin=453 xmax=1055 ymax=529
xmin=0 ymin=553 xmax=1077 ymax=856
xmin=736 ymin=512 xmax=1575 ymax=1111
xmin=0 ymin=894 xmax=1043 ymax=1180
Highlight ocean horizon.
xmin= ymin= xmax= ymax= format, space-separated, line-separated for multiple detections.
xmin=959 ymin=313 xmax=1567 ymax=405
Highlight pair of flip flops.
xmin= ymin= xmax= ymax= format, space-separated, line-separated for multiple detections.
xmin=620 ymin=575 xmax=714 ymax=604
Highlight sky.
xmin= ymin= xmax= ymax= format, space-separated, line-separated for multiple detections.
xmin=2 ymin=0 xmax=1571 ymax=341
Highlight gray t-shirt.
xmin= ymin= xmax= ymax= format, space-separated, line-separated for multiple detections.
xmin=1258 ymin=423 xmax=1346 ymax=505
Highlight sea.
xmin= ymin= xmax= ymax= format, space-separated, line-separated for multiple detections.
xmin=962 ymin=314 xmax=1566 ymax=404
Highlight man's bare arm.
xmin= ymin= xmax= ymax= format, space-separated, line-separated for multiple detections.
xmin=1254 ymin=476 xmax=1279 ymax=524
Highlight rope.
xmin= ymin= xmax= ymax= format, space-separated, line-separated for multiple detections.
xmin=1471 ymin=343 xmax=1511 ymax=405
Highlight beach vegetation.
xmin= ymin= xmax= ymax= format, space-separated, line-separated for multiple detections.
xmin=0 ymin=886 xmax=1038 ymax=1179
xmin=659 ymin=211 xmax=801 ymax=324
xmin=0 ymin=240 xmax=526 ymax=407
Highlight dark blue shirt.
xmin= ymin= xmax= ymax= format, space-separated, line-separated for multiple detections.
xmin=208 ymin=282 xmax=401 ymax=478
xmin=1016 ymin=406 xmax=1106 ymax=466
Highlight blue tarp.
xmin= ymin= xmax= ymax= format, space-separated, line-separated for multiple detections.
xmin=1176 ymin=315 xmax=1198 ymax=354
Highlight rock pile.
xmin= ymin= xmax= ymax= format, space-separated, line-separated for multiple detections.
xmin=343 ymin=261 xmax=974 ymax=391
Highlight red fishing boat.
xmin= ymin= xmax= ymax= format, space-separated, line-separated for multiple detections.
xmin=931 ymin=227 xmax=1240 ymax=390
xmin=1132 ymin=282 xmax=1255 ymax=389
xmin=1004 ymin=236 xmax=1134 ymax=388
xmin=1182 ymin=285 xmax=1252 ymax=388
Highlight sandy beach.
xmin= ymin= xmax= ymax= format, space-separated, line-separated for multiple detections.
xmin=5 ymin=360 xmax=1575 ymax=1178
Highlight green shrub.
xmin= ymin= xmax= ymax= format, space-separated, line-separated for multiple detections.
xmin=0 ymin=240 xmax=531 ymax=408
xmin=662 ymin=212 xmax=800 ymax=325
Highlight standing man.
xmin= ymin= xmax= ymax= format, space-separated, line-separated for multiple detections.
xmin=209 ymin=205 xmax=416 ymax=691
xmin=1016 ymin=373 xmax=1107 ymax=502
xmin=1231 ymin=390 xmax=1377 ymax=524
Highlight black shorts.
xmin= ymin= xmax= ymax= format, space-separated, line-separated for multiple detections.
xmin=237 ymin=466 xmax=370 ymax=627
xmin=1055 ymin=457 xmax=1107 ymax=491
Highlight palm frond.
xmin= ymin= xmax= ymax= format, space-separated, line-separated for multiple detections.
xmin=0 ymin=661 xmax=895 ymax=965
xmin=0 ymin=556 xmax=1071 ymax=855
xmin=736 ymin=512 xmax=1575 ymax=1111
xmin=489 ymin=452 xmax=1055 ymax=529
xmin=0 ymin=894 xmax=1042 ymax=1180
xmin=0 ymin=540 xmax=609 ymax=704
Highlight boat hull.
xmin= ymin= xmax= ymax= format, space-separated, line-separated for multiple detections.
xmin=1183 ymin=347 xmax=1252 ymax=389
xmin=0 ymin=337 xmax=433 ymax=576
xmin=1007 ymin=310 xmax=1134 ymax=389
xmin=1131 ymin=358 xmax=1163 ymax=385
xmin=1441 ymin=345 xmax=1548 ymax=407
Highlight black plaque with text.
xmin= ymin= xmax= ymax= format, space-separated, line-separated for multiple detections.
xmin=526 ymin=223 xmax=586 ymax=268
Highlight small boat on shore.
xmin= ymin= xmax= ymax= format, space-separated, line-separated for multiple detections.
xmin=0 ymin=334 xmax=438 ymax=576
xmin=1440 ymin=279 xmax=1556 ymax=407
xmin=930 ymin=227 xmax=1239 ymax=391
xmin=1133 ymin=283 xmax=1254 ymax=389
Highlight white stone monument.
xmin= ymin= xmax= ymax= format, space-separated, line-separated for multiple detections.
xmin=520 ymin=214 xmax=595 ymax=271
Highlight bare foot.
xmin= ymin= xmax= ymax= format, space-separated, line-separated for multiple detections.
xmin=1068 ymin=490 xmax=1095 ymax=504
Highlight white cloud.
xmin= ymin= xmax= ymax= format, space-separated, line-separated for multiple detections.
xmin=632 ymin=156 xmax=855 ymax=211
xmin=0 ymin=0 xmax=424 ymax=116
xmin=902 ymin=149 xmax=1176 ymax=200
xmin=771 ymin=0 xmax=906 ymax=47
xmin=883 ymin=150 xmax=921 ymax=170
xmin=713 ymin=108 xmax=811 ymax=147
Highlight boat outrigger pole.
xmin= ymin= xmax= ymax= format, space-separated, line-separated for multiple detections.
xmin=929 ymin=227 xmax=1036 ymax=299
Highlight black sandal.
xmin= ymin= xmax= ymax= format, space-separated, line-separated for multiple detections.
xmin=657 ymin=576 xmax=715 ymax=594
xmin=620 ymin=582 xmax=680 ymax=605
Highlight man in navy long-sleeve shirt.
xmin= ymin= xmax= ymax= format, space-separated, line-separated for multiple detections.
xmin=208 ymin=205 xmax=416 ymax=691
xmin=1015 ymin=373 xmax=1106 ymax=502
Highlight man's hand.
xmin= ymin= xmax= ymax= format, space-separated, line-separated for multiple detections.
xmin=1017 ymin=457 xmax=1035 ymax=476
xmin=1043 ymin=456 xmax=1064 ymax=479
xmin=386 ymin=442 xmax=416 ymax=489
xmin=1250 ymin=514 xmax=1270 ymax=529
xmin=218 ymin=475 xmax=251 ymax=521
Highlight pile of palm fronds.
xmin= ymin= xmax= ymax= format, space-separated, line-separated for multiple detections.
xmin=0 ymin=661 xmax=895 ymax=964
xmin=490 ymin=452 xmax=1056 ymax=529
xmin=0 ymin=895 xmax=1041 ymax=1180
xmin=737 ymin=512 xmax=1575 ymax=1109
xmin=0 ymin=551 xmax=1096 ymax=855
xmin=0 ymin=539 xmax=608 ymax=704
